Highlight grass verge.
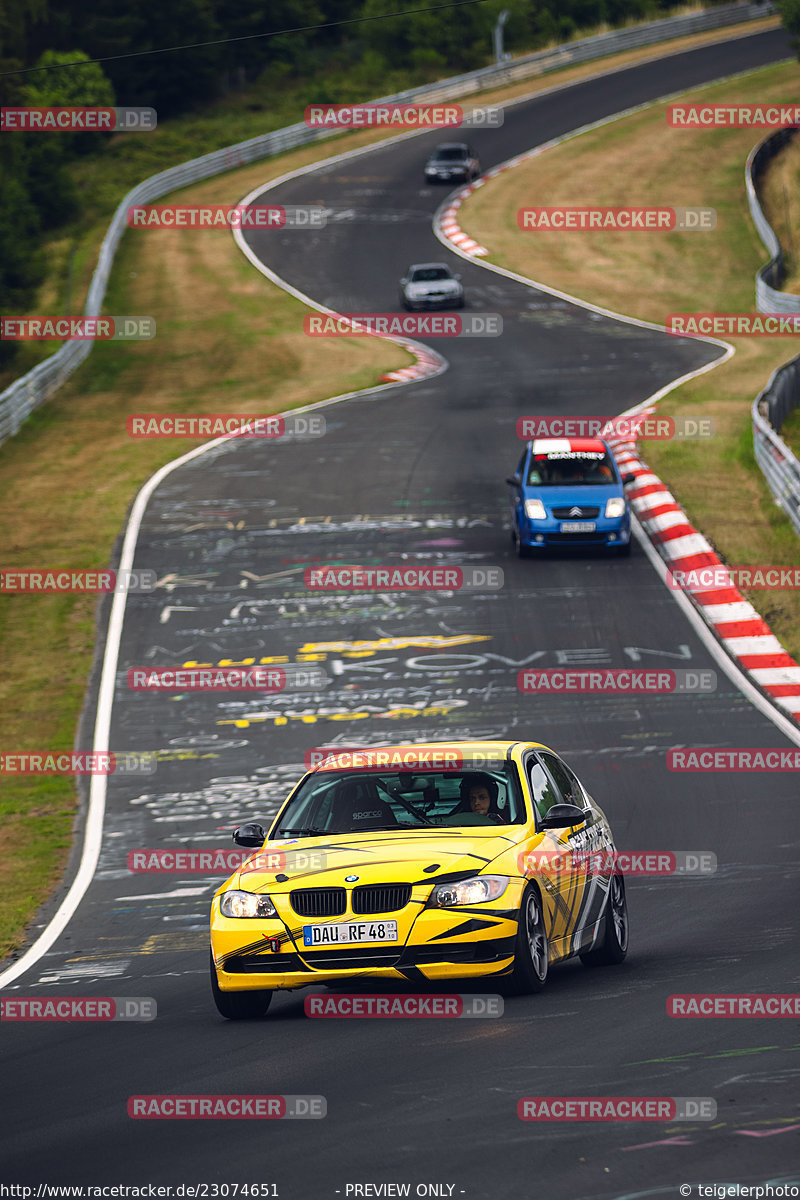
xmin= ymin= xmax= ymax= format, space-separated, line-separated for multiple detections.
xmin=759 ymin=127 xmax=800 ymax=296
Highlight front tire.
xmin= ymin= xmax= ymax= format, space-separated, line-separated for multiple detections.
xmin=514 ymin=524 xmax=531 ymax=559
xmin=210 ymin=950 xmax=272 ymax=1019
xmin=615 ymin=540 xmax=632 ymax=558
xmin=580 ymin=875 xmax=629 ymax=967
xmin=508 ymin=885 xmax=549 ymax=994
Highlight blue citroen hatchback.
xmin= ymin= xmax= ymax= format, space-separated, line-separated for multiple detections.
xmin=507 ymin=437 xmax=635 ymax=557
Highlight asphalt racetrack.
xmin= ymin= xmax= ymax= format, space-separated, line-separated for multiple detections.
xmin=1 ymin=27 xmax=799 ymax=1200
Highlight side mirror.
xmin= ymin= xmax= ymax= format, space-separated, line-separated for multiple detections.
xmin=233 ymin=823 xmax=265 ymax=847
xmin=622 ymin=473 xmax=636 ymax=485
xmin=540 ymin=803 xmax=588 ymax=829
xmin=506 ymin=475 xmax=520 ymax=487
xmin=454 ymin=273 xmax=462 ymax=280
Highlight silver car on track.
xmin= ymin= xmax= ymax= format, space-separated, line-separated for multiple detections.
xmin=399 ymin=263 xmax=464 ymax=311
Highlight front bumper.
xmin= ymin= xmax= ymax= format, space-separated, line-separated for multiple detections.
xmin=425 ymin=170 xmax=469 ymax=182
xmin=214 ymin=943 xmax=516 ymax=991
xmin=403 ymin=292 xmax=463 ymax=310
xmin=211 ymin=891 xmax=521 ymax=991
xmin=518 ymin=513 xmax=631 ymax=549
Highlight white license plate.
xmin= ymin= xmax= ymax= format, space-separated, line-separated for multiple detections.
xmin=560 ymin=521 xmax=596 ymax=533
xmin=303 ymin=920 xmax=398 ymax=946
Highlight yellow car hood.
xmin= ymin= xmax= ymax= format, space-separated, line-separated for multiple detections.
xmin=231 ymin=829 xmax=518 ymax=893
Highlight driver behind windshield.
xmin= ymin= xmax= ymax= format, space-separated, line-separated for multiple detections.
xmin=456 ymin=773 xmax=504 ymax=823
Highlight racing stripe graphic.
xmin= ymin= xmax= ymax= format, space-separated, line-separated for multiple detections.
xmin=426 ymin=917 xmax=506 ymax=941
xmin=574 ymin=871 xmax=612 ymax=944
xmin=396 ymin=966 xmax=428 ymax=984
xmin=218 ymin=935 xmax=283 ymax=965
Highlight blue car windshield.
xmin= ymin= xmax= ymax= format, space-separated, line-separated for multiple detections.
xmin=272 ymin=763 xmax=527 ymax=836
xmin=527 ymin=449 xmax=616 ymax=486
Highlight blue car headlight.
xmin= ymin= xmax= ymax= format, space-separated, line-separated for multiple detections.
xmin=604 ymin=497 xmax=627 ymax=519
xmin=524 ymin=498 xmax=547 ymax=520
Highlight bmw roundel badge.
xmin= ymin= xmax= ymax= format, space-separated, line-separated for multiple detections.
xmin=345 ymin=875 xmax=359 ymax=882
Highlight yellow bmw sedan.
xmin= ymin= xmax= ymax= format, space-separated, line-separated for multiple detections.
xmin=209 ymin=741 xmax=629 ymax=1019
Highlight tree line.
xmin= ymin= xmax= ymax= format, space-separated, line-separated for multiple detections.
xmin=0 ymin=0 xmax=754 ymax=370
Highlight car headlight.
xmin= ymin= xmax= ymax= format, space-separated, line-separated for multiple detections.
xmin=605 ymin=497 xmax=627 ymax=519
xmin=524 ymin=498 xmax=547 ymax=520
xmin=431 ymin=875 xmax=509 ymax=907
xmin=220 ymin=890 xmax=277 ymax=919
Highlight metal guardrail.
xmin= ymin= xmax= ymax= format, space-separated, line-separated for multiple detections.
xmin=0 ymin=0 xmax=777 ymax=446
xmin=753 ymin=355 xmax=800 ymax=536
xmin=745 ymin=130 xmax=800 ymax=534
xmin=746 ymin=127 xmax=800 ymax=313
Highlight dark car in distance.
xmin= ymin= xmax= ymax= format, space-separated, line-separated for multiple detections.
xmin=424 ymin=143 xmax=481 ymax=184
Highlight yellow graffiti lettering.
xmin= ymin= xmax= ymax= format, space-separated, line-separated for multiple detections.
xmin=298 ymin=635 xmax=489 ymax=655
xmin=217 ymin=703 xmax=461 ymax=729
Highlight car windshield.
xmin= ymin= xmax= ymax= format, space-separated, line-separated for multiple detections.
xmin=271 ymin=763 xmax=526 ymax=836
xmin=432 ymin=148 xmax=467 ymax=161
xmin=410 ymin=267 xmax=451 ymax=282
xmin=527 ymin=449 xmax=616 ymax=486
